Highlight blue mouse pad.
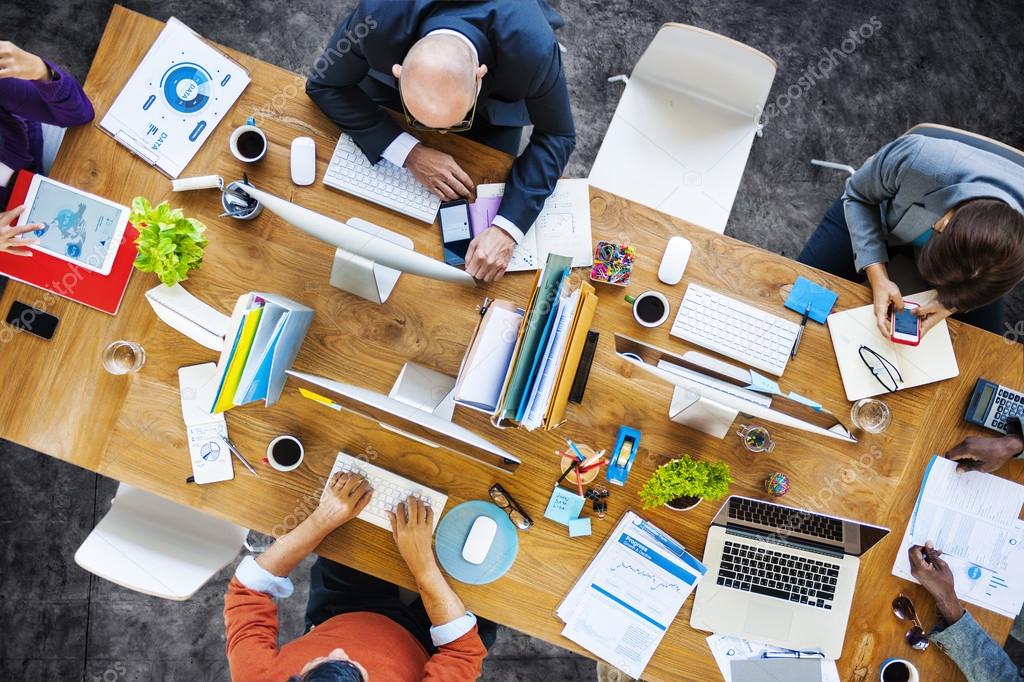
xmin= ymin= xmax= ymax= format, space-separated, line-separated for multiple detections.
xmin=435 ymin=500 xmax=519 ymax=585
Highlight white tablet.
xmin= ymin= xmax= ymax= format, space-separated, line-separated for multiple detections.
xmin=16 ymin=175 xmax=130 ymax=275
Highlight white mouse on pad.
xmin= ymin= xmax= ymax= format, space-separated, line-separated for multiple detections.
xmin=290 ymin=137 xmax=317 ymax=186
xmin=658 ymin=236 xmax=692 ymax=285
xmin=462 ymin=515 xmax=498 ymax=565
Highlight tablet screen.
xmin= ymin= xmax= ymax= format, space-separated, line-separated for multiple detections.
xmin=19 ymin=176 xmax=129 ymax=275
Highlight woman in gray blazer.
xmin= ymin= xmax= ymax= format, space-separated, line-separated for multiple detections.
xmin=798 ymin=134 xmax=1024 ymax=337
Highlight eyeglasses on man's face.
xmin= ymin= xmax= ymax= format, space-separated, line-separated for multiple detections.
xmin=398 ymin=77 xmax=479 ymax=133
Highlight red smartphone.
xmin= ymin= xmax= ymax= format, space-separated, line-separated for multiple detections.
xmin=890 ymin=301 xmax=921 ymax=346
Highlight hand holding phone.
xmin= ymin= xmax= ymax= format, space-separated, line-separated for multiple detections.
xmin=890 ymin=300 xmax=921 ymax=346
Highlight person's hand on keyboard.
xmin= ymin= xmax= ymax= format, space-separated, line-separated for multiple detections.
xmin=465 ymin=226 xmax=515 ymax=282
xmin=404 ymin=144 xmax=473 ymax=201
xmin=388 ymin=496 xmax=438 ymax=580
xmin=314 ymin=472 xmax=373 ymax=530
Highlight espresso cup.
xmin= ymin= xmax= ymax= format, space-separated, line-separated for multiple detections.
xmin=229 ymin=117 xmax=268 ymax=162
xmin=880 ymin=658 xmax=919 ymax=682
xmin=624 ymin=291 xmax=670 ymax=328
xmin=266 ymin=435 xmax=304 ymax=472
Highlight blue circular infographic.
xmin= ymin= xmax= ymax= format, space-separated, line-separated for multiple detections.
xmin=200 ymin=441 xmax=221 ymax=461
xmin=160 ymin=62 xmax=213 ymax=114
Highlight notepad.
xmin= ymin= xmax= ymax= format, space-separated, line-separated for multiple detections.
xmin=472 ymin=179 xmax=592 ymax=272
xmin=785 ymin=276 xmax=838 ymax=324
xmin=827 ymin=290 xmax=958 ymax=401
xmin=544 ymin=487 xmax=585 ymax=526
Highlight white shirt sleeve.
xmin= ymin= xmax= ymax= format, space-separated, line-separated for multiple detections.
xmin=490 ymin=215 xmax=524 ymax=244
xmin=381 ymin=132 xmax=421 ymax=168
xmin=234 ymin=556 xmax=294 ymax=598
xmin=429 ymin=611 xmax=478 ymax=647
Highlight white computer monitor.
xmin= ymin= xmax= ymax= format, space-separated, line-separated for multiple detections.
xmin=238 ymin=183 xmax=475 ymax=301
xmin=613 ymin=334 xmax=857 ymax=443
xmin=287 ymin=370 xmax=521 ymax=473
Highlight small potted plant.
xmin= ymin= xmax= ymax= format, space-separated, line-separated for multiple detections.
xmin=639 ymin=454 xmax=732 ymax=511
xmin=130 ymin=196 xmax=209 ymax=286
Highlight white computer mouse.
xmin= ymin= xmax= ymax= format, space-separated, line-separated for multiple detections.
xmin=462 ymin=515 xmax=498 ymax=565
xmin=658 ymin=236 xmax=692 ymax=285
xmin=290 ymin=137 xmax=317 ymax=186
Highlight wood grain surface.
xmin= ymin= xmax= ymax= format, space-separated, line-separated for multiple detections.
xmin=2 ymin=7 xmax=1022 ymax=680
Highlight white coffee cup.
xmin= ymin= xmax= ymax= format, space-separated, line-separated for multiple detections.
xmin=880 ymin=658 xmax=919 ymax=682
xmin=625 ymin=290 xmax=670 ymax=328
xmin=229 ymin=117 xmax=268 ymax=162
xmin=265 ymin=435 xmax=304 ymax=472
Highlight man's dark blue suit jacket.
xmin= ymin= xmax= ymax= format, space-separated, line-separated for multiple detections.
xmin=306 ymin=0 xmax=576 ymax=237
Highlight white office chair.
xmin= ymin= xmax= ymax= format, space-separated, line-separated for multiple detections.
xmin=588 ymin=23 xmax=777 ymax=233
xmin=74 ymin=484 xmax=249 ymax=600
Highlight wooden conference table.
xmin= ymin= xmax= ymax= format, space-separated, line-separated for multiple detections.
xmin=3 ymin=7 xmax=1023 ymax=681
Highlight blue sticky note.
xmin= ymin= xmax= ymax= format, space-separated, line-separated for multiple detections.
xmin=544 ymin=487 xmax=585 ymax=526
xmin=785 ymin=276 xmax=838 ymax=324
xmin=746 ymin=370 xmax=782 ymax=395
xmin=568 ymin=517 xmax=592 ymax=538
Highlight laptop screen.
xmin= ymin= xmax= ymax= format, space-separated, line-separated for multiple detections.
xmin=712 ymin=495 xmax=889 ymax=557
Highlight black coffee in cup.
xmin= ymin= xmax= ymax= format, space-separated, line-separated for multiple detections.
xmin=271 ymin=437 xmax=302 ymax=467
xmin=237 ymin=130 xmax=266 ymax=159
xmin=881 ymin=662 xmax=911 ymax=682
xmin=636 ymin=295 xmax=666 ymax=323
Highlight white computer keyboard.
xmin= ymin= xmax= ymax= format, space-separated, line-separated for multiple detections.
xmin=323 ymin=134 xmax=441 ymax=223
xmin=321 ymin=452 xmax=448 ymax=532
xmin=670 ymin=283 xmax=800 ymax=376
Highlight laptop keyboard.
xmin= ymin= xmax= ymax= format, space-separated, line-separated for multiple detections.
xmin=716 ymin=540 xmax=841 ymax=610
xmin=729 ymin=497 xmax=844 ymax=542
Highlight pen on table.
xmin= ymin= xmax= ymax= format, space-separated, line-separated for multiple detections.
xmin=790 ymin=301 xmax=811 ymax=358
xmin=223 ymin=436 xmax=259 ymax=477
xmin=555 ymin=459 xmax=580 ymax=487
xmin=565 ymin=439 xmax=586 ymax=461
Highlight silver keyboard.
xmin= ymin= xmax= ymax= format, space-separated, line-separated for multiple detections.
xmin=323 ymin=134 xmax=441 ymax=223
xmin=322 ymin=451 xmax=448 ymax=532
xmin=670 ymin=283 xmax=800 ymax=376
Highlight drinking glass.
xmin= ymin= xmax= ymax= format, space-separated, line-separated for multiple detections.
xmin=850 ymin=398 xmax=891 ymax=433
xmin=102 ymin=340 xmax=146 ymax=375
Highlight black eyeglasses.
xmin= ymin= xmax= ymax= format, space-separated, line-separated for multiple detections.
xmin=489 ymin=483 xmax=532 ymax=530
xmin=398 ymin=78 xmax=478 ymax=133
xmin=892 ymin=593 xmax=929 ymax=650
xmin=858 ymin=345 xmax=903 ymax=393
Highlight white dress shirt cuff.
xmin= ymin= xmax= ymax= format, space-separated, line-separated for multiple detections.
xmin=491 ymin=215 xmax=524 ymax=244
xmin=234 ymin=556 xmax=294 ymax=599
xmin=429 ymin=611 xmax=478 ymax=647
xmin=381 ymin=132 xmax=420 ymax=168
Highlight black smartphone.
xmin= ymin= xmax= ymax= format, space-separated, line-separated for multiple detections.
xmin=438 ymin=198 xmax=472 ymax=266
xmin=5 ymin=300 xmax=60 ymax=340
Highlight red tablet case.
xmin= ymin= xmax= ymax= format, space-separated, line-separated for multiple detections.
xmin=1 ymin=171 xmax=137 ymax=315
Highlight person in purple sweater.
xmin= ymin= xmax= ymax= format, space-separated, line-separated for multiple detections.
xmin=0 ymin=40 xmax=94 ymax=213
xmin=0 ymin=41 xmax=93 ymax=256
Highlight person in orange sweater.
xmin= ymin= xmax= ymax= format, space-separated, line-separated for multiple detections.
xmin=224 ymin=471 xmax=492 ymax=681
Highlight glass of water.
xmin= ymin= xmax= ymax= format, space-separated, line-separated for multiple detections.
xmin=851 ymin=398 xmax=891 ymax=433
xmin=102 ymin=340 xmax=146 ymax=375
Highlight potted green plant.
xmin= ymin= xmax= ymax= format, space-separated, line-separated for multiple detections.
xmin=129 ymin=196 xmax=209 ymax=286
xmin=639 ymin=455 xmax=732 ymax=511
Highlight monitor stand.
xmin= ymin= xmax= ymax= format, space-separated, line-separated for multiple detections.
xmin=669 ymin=387 xmax=738 ymax=439
xmin=379 ymin=363 xmax=457 ymax=448
xmin=328 ymin=218 xmax=414 ymax=304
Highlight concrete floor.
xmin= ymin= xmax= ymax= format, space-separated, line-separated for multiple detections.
xmin=2 ymin=1 xmax=1024 ymax=680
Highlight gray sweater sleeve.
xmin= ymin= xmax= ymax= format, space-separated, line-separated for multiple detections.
xmin=930 ymin=609 xmax=1023 ymax=682
xmin=842 ymin=135 xmax=926 ymax=272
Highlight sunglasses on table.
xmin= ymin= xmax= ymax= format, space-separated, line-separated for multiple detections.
xmin=489 ymin=483 xmax=533 ymax=530
xmin=892 ymin=592 xmax=930 ymax=650
xmin=859 ymin=345 xmax=904 ymax=393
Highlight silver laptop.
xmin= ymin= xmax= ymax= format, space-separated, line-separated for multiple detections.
xmin=690 ymin=495 xmax=889 ymax=658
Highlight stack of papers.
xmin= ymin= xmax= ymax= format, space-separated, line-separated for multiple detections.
xmin=557 ymin=511 xmax=707 ymax=678
xmin=892 ymin=455 xmax=1024 ymax=618
xmin=207 ymin=292 xmax=314 ymax=413
xmin=471 ymin=179 xmax=593 ymax=272
xmin=453 ymin=301 xmax=523 ymax=413
xmin=706 ymin=634 xmax=839 ymax=682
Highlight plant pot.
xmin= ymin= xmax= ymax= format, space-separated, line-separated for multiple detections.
xmin=664 ymin=496 xmax=702 ymax=511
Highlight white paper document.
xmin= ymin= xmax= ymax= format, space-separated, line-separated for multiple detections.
xmin=706 ymin=634 xmax=839 ymax=682
xmin=179 ymin=363 xmax=233 ymax=484
xmin=477 ymin=179 xmax=593 ymax=272
xmin=100 ymin=18 xmax=250 ymax=177
xmin=453 ymin=303 xmax=524 ymax=413
xmin=893 ymin=455 xmax=1024 ymax=618
xmin=557 ymin=512 xmax=707 ymax=678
